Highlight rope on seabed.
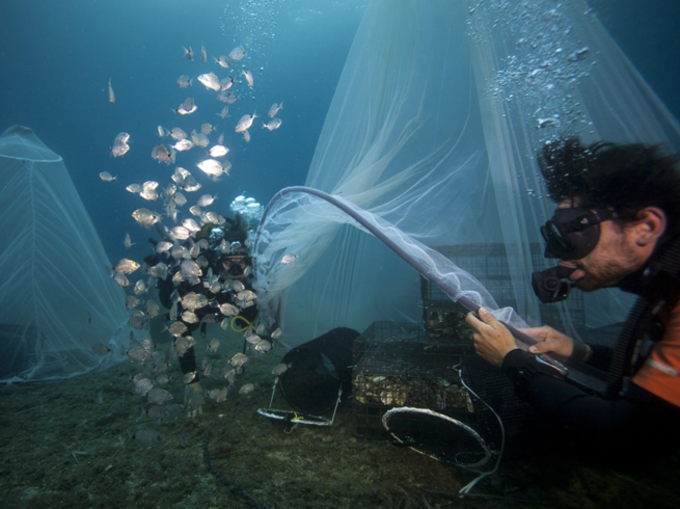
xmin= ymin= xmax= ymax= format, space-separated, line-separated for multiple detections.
xmin=203 ymin=397 xmax=273 ymax=509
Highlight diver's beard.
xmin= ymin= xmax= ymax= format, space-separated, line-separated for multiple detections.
xmin=572 ymin=259 xmax=628 ymax=291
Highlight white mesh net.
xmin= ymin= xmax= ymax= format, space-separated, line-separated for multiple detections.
xmin=252 ymin=0 xmax=680 ymax=346
xmin=0 ymin=126 xmax=133 ymax=383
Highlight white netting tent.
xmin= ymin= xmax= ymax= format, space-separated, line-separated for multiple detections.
xmin=253 ymin=0 xmax=680 ymax=348
xmin=0 ymin=126 xmax=133 ymax=383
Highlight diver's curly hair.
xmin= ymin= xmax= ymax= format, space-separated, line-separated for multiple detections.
xmin=539 ymin=137 xmax=680 ymax=235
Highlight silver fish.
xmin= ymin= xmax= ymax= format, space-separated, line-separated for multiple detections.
xmin=113 ymin=272 xmax=129 ymax=288
xmin=217 ymin=92 xmax=238 ymax=104
xmin=254 ymin=340 xmax=271 ymax=352
xmin=132 ymin=208 xmax=160 ymax=228
xmin=183 ymin=45 xmax=193 ymax=60
xmin=125 ymin=295 xmax=141 ymax=310
xmin=200 ymin=44 xmax=207 ymax=62
xmin=146 ymin=300 xmax=160 ymax=318
xmin=216 ymin=387 xmax=228 ymax=403
xmin=214 ymin=55 xmax=231 ymax=68
xmin=134 ymin=279 xmax=148 ymax=295
xmin=133 ymin=429 xmax=165 ymax=448
xmin=168 ymin=127 xmax=188 ymax=140
xmin=173 ymin=192 xmax=187 ymax=206
xmin=172 ymin=139 xmax=194 ymax=151
xmin=128 ymin=345 xmax=154 ymax=364
xmin=157 ymin=125 xmax=166 ymax=138
xmin=92 ymin=343 xmax=110 ymax=356
xmin=197 ymin=72 xmax=221 ymax=92
xmin=177 ymin=75 xmax=192 ymax=88
xmin=196 ymin=193 xmax=217 ymax=207
xmin=181 ymin=292 xmax=208 ymax=311
xmin=241 ymin=68 xmax=254 ymax=87
xmin=201 ymin=123 xmax=214 ymax=135
xmin=235 ymin=112 xmax=257 ymax=133
xmin=229 ymin=46 xmax=247 ymax=61
xmin=230 ymin=353 xmax=248 ymax=367
xmin=209 ymin=145 xmax=229 ymax=158
xmin=180 ymin=259 xmax=202 ymax=278
xmin=183 ymin=371 xmax=197 ymax=384
xmin=196 ymin=159 xmax=223 ymax=178
xmin=268 ymin=102 xmax=283 ymax=118
xmin=111 ymin=134 xmax=130 ymax=157
xmin=182 ymin=218 xmax=201 ymax=233
xmin=147 ymin=388 xmax=173 ymax=405
xmin=181 ymin=311 xmax=199 ymax=323
xmin=108 ymin=77 xmax=115 ymax=104
xmin=167 ymin=321 xmax=188 ymax=337
xmin=262 ymin=118 xmax=282 ymax=131
xmin=169 ymin=226 xmax=191 ymax=241
xmin=155 ymin=242 xmax=173 ymax=255
xmin=126 ymin=183 xmax=143 ymax=194
xmin=220 ymin=76 xmax=234 ymax=91
xmin=206 ymin=338 xmax=220 ymax=352
xmin=218 ymin=302 xmax=239 ymax=316
xmin=151 ymin=144 xmax=175 ymax=164
xmin=239 ymin=383 xmax=255 ymax=395
xmin=217 ymin=105 xmax=229 ymax=120
xmin=243 ymin=130 xmax=251 ymax=143
xmin=176 ymin=97 xmax=197 ymax=115
xmin=114 ymin=258 xmax=140 ymax=274
xmin=272 ymin=363 xmax=289 ymax=376
xmin=99 ymin=171 xmax=116 ymax=182
xmin=149 ymin=262 xmax=169 ymax=279
xmin=124 ymin=232 xmax=133 ymax=249
xmin=280 ymin=253 xmax=297 ymax=265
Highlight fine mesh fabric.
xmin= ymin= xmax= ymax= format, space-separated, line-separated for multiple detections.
xmin=253 ymin=0 xmax=680 ymax=351
xmin=0 ymin=126 xmax=132 ymax=382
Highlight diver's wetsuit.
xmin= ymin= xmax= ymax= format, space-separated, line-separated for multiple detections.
xmin=502 ymin=244 xmax=680 ymax=462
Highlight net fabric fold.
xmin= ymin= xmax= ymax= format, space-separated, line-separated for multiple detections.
xmin=0 ymin=126 xmax=132 ymax=382
xmin=254 ymin=0 xmax=680 ymax=344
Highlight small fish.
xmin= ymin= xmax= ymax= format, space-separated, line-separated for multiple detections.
xmin=177 ymin=75 xmax=192 ymax=88
xmin=112 ymin=272 xmax=129 ymax=288
xmin=123 ymin=233 xmax=133 ymax=249
xmin=169 ymin=226 xmax=191 ymax=241
xmin=114 ymin=258 xmax=141 ymax=274
xmin=157 ymin=125 xmax=166 ymax=138
xmin=181 ymin=292 xmax=208 ymax=311
xmin=126 ymin=183 xmax=143 ymax=194
xmin=111 ymin=132 xmax=130 ymax=157
xmin=262 ymin=118 xmax=282 ymax=131
xmin=132 ymin=208 xmax=161 ymax=228
xmin=235 ymin=112 xmax=257 ymax=133
xmin=197 ymin=72 xmax=221 ymax=92
xmin=239 ymin=383 xmax=255 ymax=395
xmin=181 ymin=310 xmax=199 ymax=324
xmin=206 ymin=338 xmax=220 ymax=352
xmin=229 ymin=46 xmax=247 ymax=61
xmin=280 ymin=253 xmax=297 ymax=265
xmin=196 ymin=159 xmax=224 ymax=178
xmin=230 ymin=353 xmax=248 ymax=367
xmin=268 ymin=102 xmax=283 ymax=118
xmin=220 ymin=76 xmax=234 ymax=91
xmin=176 ymin=97 xmax=197 ymax=115
xmin=167 ymin=321 xmax=188 ymax=337
xmin=183 ymin=45 xmax=193 ymax=60
xmin=125 ymin=295 xmax=141 ymax=310
xmin=200 ymin=44 xmax=207 ymax=62
xmin=241 ymin=68 xmax=254 ymax=87
xmin=92 ymin=343 xmax=110 ymax=356
xmin=191 ymin=130 xmax=210 ymax=148
xmin=147 ymin=388 xmax=173 ymax=405
xmin=272 ymin=363 xmax=289 ymax=376
xmin=217 ymin=105 xmax=229 ymax=120
xmin=200 ymin=123 xmax=214 ymax=135
xmin=183 ymin=371 xmax=197 ymax=384
xmin=180 ymin=260 xmax=202 ymax=278
xmin=168 ymin=127 xmax=188 ymax=140
xmin=172 ymin=139 xmax=194 ymax=152
xmin=216 ymin=387 xmax=228 ymax=403
xmin=132 ymin=429 xmax=165 ymax=448
xmin=151 ymin=144 xmax=175 ymax=164
xmin=271 ymin=327 xmax=283 ymax=340
xmin=209 ymin=145 xmax=229 ymax=158
xmin=214 ymin=55 xmax=232 ymax=68
xmin=254 ymin=340 xmax=271 ymax=352
xmin=99 ymin=171 xmax=116 ymax=182
xmin=108 ymin=77 xmax=115 ymax=104
xmin=196 ymin=193 xmax=217 ymax=207
xmin=243 ymin=130 xmax=251 ymax=143
xmin=217 ymin=91 xmax=238 ymax=104
xmin=218 ymin=302 xmax=239 ymax=316
xmin=134 ymin=279 xmax=148 ymax=295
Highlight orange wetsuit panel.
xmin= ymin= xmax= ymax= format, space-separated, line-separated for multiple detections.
xmin=632 ymin=300 xmax=680 ymax=407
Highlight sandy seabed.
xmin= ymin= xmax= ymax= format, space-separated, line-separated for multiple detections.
xmin=2 ymin=341 xmax=680 ymax=509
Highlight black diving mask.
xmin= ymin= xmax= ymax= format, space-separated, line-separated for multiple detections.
xmin=532 ymin=207 xmax=616 ymax=303
xmin=539 ymin=207 xmax=616 ymax=260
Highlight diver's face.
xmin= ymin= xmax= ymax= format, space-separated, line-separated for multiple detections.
xmin=555 ymin=199 xmax=642 ymax=291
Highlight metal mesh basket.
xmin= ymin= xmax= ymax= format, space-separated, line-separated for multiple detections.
xmin=352 ymin=322 xmax=477 ymax=437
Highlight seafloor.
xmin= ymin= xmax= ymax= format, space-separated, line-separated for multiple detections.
xmin=2 ymin=334 xmax=680 ymax=509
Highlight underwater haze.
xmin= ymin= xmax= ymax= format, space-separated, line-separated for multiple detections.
xmin=2 ymin=1 xmax=680 ymax=509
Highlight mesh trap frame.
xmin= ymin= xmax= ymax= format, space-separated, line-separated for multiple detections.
xmin=352 ymin=322 xmax=479 ymax=438
xmin=423 ymin=244 xmax=585 ymax=338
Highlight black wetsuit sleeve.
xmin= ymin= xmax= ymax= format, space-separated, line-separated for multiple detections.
xmin=501 ymin=349 xmax=680 ymax=439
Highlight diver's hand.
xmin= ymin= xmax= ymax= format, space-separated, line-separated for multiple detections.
xmin=523 ymin=326 xmax=574 ymax=358
xmin=465 ymin=308 xmax=518 ymax=367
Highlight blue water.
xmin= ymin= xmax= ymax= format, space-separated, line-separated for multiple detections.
xmin=0 ymin=0 xmax=678 ymax=267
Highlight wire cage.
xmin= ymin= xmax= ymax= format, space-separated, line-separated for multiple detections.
xmin=352 ymin=321 xmax=478 ymax=438
xmin=423 ymin=244 xmax=585 ymax=338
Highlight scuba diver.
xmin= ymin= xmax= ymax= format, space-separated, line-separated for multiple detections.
xmin=146 ymin=213 xmax=259 ymax=400
xmin=466 ymin=138 xmax=680 ymax=461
